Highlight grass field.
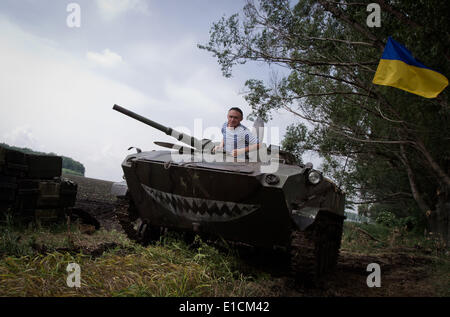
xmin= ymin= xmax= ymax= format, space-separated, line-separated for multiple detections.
xmin=0 ymin=218 xmax=448 ymax=297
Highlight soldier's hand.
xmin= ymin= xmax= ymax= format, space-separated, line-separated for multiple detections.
xmin=213 ymin=145 xmax=223 ymax=154
xmin=231 ymin=149 xmax=244 ymax=157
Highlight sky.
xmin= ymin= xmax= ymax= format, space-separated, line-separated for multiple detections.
xmin=0 ymin=0 xmax=304 ymax=182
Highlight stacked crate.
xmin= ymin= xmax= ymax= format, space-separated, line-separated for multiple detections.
xmin=0 ymin=146 xmax=77 ymax=221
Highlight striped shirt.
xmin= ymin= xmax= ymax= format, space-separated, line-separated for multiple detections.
xmin=221 ymin=122 xmax=259 ymax=153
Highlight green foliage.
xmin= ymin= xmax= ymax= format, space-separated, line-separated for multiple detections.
xmin=375 ymin=210 xmax=420 ymax=231
xmin=281 ymin=123 xmax=308 ymax=163
xmin=0 ymin=222 xmax=269 ymax=297
xmin=62 ymin=168 xmax=84 ymax=177
xmin=199 ymin=0 xmax=450 ymax=231
xmin=341 ymin=222 xmax=390 ymax=252
xmin=0 ymin=229 xmax=33 ymax=257
xmin=61 ymin=156 xmax=85 ymax=176
xmin=342 ymin=221 xmax=447 ymax=256
xmin=375 ymin=210 xmax=399 ymax=227
xmin=362 ymin=202 xmax=428 ymax=234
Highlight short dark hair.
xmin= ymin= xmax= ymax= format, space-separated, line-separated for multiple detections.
xmin=228 ymin=107 xmax=243 ymax=118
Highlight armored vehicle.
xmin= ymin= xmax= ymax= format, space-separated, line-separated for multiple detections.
xmin=111 ymin=104 xmax=345 ymax=280
xmin=0 ymin=145 xmax=78 ymax=223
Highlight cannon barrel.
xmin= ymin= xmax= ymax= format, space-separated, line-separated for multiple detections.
xmin=113 ymin=104 xmax=209 ymax=151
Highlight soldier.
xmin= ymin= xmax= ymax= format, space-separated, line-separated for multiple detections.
xmin=214 ymin=107 xmax=260 ymax=157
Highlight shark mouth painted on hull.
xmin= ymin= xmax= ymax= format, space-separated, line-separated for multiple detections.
xmin=142 ymin=184 xmax=260 ymax=222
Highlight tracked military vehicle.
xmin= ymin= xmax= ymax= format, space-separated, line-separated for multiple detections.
xmin=111 ymin=104 xmax=345 ymax=280
xmin=0 ymin=146 xmax=78 ymax=223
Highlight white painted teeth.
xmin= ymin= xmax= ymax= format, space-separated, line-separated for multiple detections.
xmin=142 ymin=184 xmax=259 ymax=222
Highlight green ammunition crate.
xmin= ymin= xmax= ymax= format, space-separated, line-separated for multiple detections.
xmin=0 ymin=175 xmax=17 ymax=202
xmin=27 ymin=154 xmax=62 ymax=179
xmin=0 ymin=146 xmax=28 ymax=177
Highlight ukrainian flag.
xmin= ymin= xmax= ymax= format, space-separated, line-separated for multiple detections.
xmin=372 ymin=37 xmax=448 ymax=98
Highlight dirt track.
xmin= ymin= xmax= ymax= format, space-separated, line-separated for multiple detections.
xmin=64 ymin=174 xmax=121 ymax=231
xmin=63 ymin=174 xmax=446 ymax=297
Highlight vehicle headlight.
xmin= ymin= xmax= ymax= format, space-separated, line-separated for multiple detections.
xmin=308 ymin=170 xmax=322 ymax=185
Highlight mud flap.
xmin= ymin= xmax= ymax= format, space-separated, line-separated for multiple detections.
xmin=291 ymin=207 xmax=319 ymax=231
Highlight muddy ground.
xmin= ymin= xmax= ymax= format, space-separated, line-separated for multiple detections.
xmin=65 ymin=174 xmax=121 ymax=232
xmin=63 ymin=174 xmax=448 ymax=297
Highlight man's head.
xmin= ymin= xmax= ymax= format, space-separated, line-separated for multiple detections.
xmin=227 ymin=107 xmax=243 ymax=128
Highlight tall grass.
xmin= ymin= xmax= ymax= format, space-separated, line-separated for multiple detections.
xmin=341 ymin=222 xmax=448 ymax=256
xmin=0 ymin=220 xmax=268 ymax=297
xmin=1 ymin=219 xmax=448 ymax=297
xmin=0 ymin=238 xmax=266 ymax=297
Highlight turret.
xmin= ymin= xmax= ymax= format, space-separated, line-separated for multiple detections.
xmin=113 ymin=104 xmax=213 ymax=152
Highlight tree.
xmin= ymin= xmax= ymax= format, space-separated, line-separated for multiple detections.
xmin=199 ymin=0 xmax=450 ymax=241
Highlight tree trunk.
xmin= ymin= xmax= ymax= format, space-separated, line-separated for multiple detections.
xmin=428 ymin=186 xmax=450 ymax=247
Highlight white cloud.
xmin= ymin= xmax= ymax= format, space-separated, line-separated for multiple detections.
xmin=96 ymin=0 xmax=150 ymax=20
xmin=2 ymin=126 xmax=40 ymax=151
xmin=86 ymin=49 xmax=123 ymax=68
xmin=0 ymin=17 xmax=155 ymax=181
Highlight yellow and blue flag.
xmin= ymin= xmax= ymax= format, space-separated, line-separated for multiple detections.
xmin=372 ymin=37 xmax=448 ymax=98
